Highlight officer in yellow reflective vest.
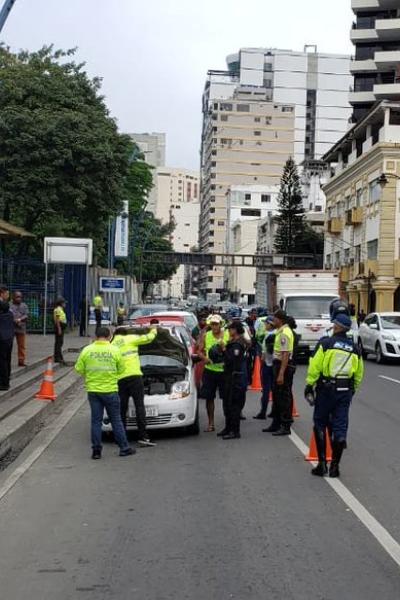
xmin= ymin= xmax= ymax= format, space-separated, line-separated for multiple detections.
xmin=199 ymin=314 xmax=230 ymax=433
xmin=305 ymin=313 xmax=364 ymax=478
xmin=93 ymin=293 xmax=103 ymax=335
xmin=264 ymin=310 xmax=295 ymax=436
xmin=112 ymin=326 xmax=158 ymax=447
xmin=75 ymin=327 xmax=134 ymax=460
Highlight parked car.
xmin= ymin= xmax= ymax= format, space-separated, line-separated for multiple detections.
xmin=152 ymin=310 xmax=198 ymax=333
xmin=358 ymin=312 xmax=400 ymax=363
xmin=129 ymin=304 xmax=168 ymax=320
xmin=103 ymin=325 xmax=199 ymax=434
xmin=130 ymin=315 xmax=195 ymax=355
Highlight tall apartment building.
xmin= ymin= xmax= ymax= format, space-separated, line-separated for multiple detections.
xmin=199 ymin=47 xmax=352 ymax=295
xmin=350 ymin=0 xmax=400 ymax=123
xmin=199 ymin=88 xmax=295 ymax=294
xmin=156 ymin=168 xmax=200 ymax=299
xmin=128 ymin=132 xmax=166 ymax=214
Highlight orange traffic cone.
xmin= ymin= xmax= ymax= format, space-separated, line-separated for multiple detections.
xmin=35 ymin=357 xmax=57 ymax=401
xmin=305 ymin=429 xmax=332 ymax=462
xmin=250 ymin=355 xmax=262 ymax=392
xmin=292 ymin=394 xmax=300 ymax=418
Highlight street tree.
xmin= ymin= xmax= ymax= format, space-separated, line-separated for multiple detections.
xmin=0 ymin=45 xmax=132 ymax=261
xmin=274 ymin=157 xmax=306 ymax=254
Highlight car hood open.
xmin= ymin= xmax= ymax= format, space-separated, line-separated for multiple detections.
xmin=121 ymin=326 xmax=188 ymax=365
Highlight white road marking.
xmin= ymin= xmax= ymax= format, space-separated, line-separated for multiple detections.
xmin=290 ymin=430 xmax=400 ymax=568
xmin=379 ymin=375 xmax=400 ymax=385
xmin=0 ymin=394 xmax=86 ymax=503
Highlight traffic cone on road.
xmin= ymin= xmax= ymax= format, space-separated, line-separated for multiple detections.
xmin=35 ymin=357 xmax=57 ymax=401
xmin=292 ymin=394 xmax=300 ymax=418
xmin=305 ymin=429 xmax=332 ymax=462
xmin=250 ymin=356 xmax=262 ymax=392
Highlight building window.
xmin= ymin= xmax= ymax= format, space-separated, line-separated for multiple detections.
xmin=237 ymin=104 xmax=250 ymax=112
xmin=213 ymin=103 xmax=218 ymax=110
xmin=355 ymin=245 xmax=361 ymax=263
xmin=369 ymin=180 xmax=381 ymax=204
xmin=218 ymin=220 xmax=224 ymax=226
xmin=261 ymin=194 xmax=271 ymax=203
xmin=367 ymin=239 xmax=378 ymax=260
xmin=208 ymin=277 xmax=213 ymax=282
xmin=254 ymin=131 xmax=261 ymax=136
xmin=241 ymin=208 xmax=261 ymax=217
xmin=220 ymin=103 xmax=233 ymax=111
xmin=281 ymin=106 xmax=293 ymax=113
xmin=245 ymin=193 xmax=251 ymax=201
xmin=254 ymin=117 xmax=261 ymax=123
xmin=208 ymin=242 xmax=214 ymax=248
xmin=326 ymin=254 xmax=331 ymax=269
xmin=334 ymin=252 xmax=340 ymax=269
xmin=356 ymin=188 xmax=363 ymax=207
xmin=221 ymin=114 xmax=228 ymax=122
xmin=210 ymin=208 xmax=215 ymax=213
xmin=265 ymin=117 xmax=271 ymax=125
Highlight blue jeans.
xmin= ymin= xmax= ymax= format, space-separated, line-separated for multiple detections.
xmin=260 ymin=363 xmax=273 ymax=415
xmin=88 ymin=392 xmax=130 ymax=451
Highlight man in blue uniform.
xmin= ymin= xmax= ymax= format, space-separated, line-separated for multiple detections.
xmin=305 ymin=313 xmax=364 ymax=478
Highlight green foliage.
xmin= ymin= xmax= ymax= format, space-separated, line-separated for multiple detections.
xmin=274 ymin=157 xmax=306 ymax=254
xmin=0 ymin=45 xmax=132 ymax=261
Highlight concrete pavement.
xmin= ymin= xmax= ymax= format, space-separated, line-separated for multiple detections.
xmin=0 ymin=359 xmax=400 ymax=598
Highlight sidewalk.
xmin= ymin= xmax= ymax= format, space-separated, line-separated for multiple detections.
xmin=11 ymin=329 xmax=91 ymax=373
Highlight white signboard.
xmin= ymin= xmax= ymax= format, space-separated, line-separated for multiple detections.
xmin=44 ymin=237 xmax=93 ymax=265
xmin=114 ymin=201 xmax=129 ymax=258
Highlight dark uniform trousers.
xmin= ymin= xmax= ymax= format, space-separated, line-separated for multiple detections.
xmin=118 ymin=375 xmax=147 ymax=439
xmin=0 ymin=339 xmax=13 ymax=388
xmin=94 ymin=308 xmax=102 ymax=335
xmin=224 ymin=372 xmax=247 ymax=434
xmin=271 ymin=361 xmax=295 ymax=428
xmin=314 ymin=384 xmax=352 ymax=443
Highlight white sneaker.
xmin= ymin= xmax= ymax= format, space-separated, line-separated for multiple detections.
xmin=138 ymin=438 xmax=157 ymax=447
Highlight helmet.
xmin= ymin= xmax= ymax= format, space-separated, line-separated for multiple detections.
xmin=332 ymin=313 xmax=352 ymax=331
xmin=226 ymin=306 xmax=241 ymax=320
xmin=208 ymin=344 xmax=225 ymax=364
xmin=329 ymin=298 xmax=350 ymax=321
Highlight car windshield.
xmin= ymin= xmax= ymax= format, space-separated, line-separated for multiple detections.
xmin=380 ymin=316 xmax=400 ymax=330
xmin=140 ymin=355 xmax=185 ymax=368
xmin=130 ymin=305 xmax=168 ymax=318
xmin=285 ymin=296 xmax=337 ymax=319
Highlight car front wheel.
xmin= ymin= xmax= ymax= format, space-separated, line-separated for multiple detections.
xmin=376 ymin=342 xmax=385 ymax=364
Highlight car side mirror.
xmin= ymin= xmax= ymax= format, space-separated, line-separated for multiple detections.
xmin=370 ymin=323 xmax=378 ymax=330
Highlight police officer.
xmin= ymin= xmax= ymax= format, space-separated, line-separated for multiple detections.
xmin=199 ymin=314 xmax=230 ymax=433
xmin=93 ymin=292 xmax=104 ymax=335
xmin=112 ymin=325 xmax=158 ymax=447
xmin=75 ymin=327 xmax=134 ymax=459
xmin=221 ymin=321 xmax=248 ymax=440
xmin=263 ymin=309 xmax=295 ymax=436
xmin=304 ymin=313 xmax=364 ymax=478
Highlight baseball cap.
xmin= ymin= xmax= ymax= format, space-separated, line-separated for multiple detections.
xmin=333 ymin=313 xmax=352 ymax=330
xmin=209 ymin=314 xmax=223 ymax=325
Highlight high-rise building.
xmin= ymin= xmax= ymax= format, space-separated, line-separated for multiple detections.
xmin=350 ymin=0 xmax=400 ymax=123
xmin=199 ymin=47 xmax=352 ymax=295
xmin=128 ymin=132 xmax=166 ymax=214
xmin=156 ymin=167 xmax=200 ymax=299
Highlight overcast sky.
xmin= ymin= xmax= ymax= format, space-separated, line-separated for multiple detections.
xmin=3 ymin=0 xmax=353 ymax=171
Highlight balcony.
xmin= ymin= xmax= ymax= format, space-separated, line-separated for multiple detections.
xmin=366 ymin=259 xmax=379 ymax=276
xmin=349 ymin=90 xmax=375 ymax=105
xmin=327 ymin=217 xmax=344 ymax=234
xmin=345 ymin=207 xmax=364 ymax=226
xmin=352 ymin=0 xmax=399 ymax=9
xmin=374 ymin=50 xmax=400 ymax=70
xmin=379 ymin=124 xmax=400 ymax=143
xmin=350 ymin=28 xmax=377 ymax=43
xmin=374 ymin=83 xmax=400 ymax=99
xmin=394 ymin=259 xmax=400 ymax=279
xmin=350 ymin=58 xmax=377 ymax=74
xmin=376 ymin=18 xmax=400 ymax=41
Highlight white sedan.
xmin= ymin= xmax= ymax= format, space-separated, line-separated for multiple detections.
xmin=358 ymin=312 xmax=400 ymax=363
xmin=103 ymin=326 xmax=199 ymax=435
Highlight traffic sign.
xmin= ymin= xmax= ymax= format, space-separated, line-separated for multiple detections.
xmin=99 ymin=277 xmax=125 ymax=293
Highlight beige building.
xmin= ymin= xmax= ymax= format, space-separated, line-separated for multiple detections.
xmin=323 ymin=100 xmax=400 ymax=313
xmin=128 ymin=132 xmax=166 ymax=214
xmin=156 ymin=168 xmax=200 ymax=299
xmin=199 ymin=82 xmax=295 ymax=294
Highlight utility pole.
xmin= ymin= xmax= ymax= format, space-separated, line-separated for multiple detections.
xmin=0 ymin=0 xmax=17 ymax=33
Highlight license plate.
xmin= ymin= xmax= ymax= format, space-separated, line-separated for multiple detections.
xmin=128 ymin=405 xmax=159 ymax=418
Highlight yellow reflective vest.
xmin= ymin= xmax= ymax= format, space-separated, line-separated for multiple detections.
xmin=75 ymin=340 xmax=124 ymax=393
xmin=93 ymin=295 xmax=103 ymax=309
xmin=111 ymin=329 xmax=157 ymax=379
xmin=273 ymin=324 xmax=294 ymax=361
xmin=204 ymin=329 xmax=229 ymax=373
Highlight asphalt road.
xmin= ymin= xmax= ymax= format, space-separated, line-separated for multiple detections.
xmin=1 ymin=358 xmax=400 ymax=599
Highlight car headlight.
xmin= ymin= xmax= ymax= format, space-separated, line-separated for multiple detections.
xmin=170 ymin=381 xmax=190 ymax=399
xmin=383 ymin=333 xmax=396 ymax=341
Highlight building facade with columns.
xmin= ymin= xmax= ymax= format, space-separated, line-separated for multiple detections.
xmin=323 ymin=100 xmax=400 ymax=313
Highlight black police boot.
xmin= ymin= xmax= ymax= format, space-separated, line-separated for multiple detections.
xmin=329 ymin=440 xmax=346 ymax=478
xmin=262 ymin=421 xmax=280 ymax=433
xmin=222 ymin=432 xmax=241 ymax=440
xmin=253 ymin=412 xmax=266 ymax=420
xmin=91 ymin=448 xmax=102 ymax=460
xmin=311 ymin=428 xmax=327 ymax=477
xmin=272 ymin=425 xmax=291 ymax=437
xmin=217 ymin=428 xmax=230 ymax=437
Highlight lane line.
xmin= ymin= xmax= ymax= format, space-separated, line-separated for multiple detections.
xmin=379 ymin=375 xmax=400 ymax=385
xmin=0 ymin=394 xmax=86 ymax=503
xmin=290 ymin=430 xmax=400 ymax=568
